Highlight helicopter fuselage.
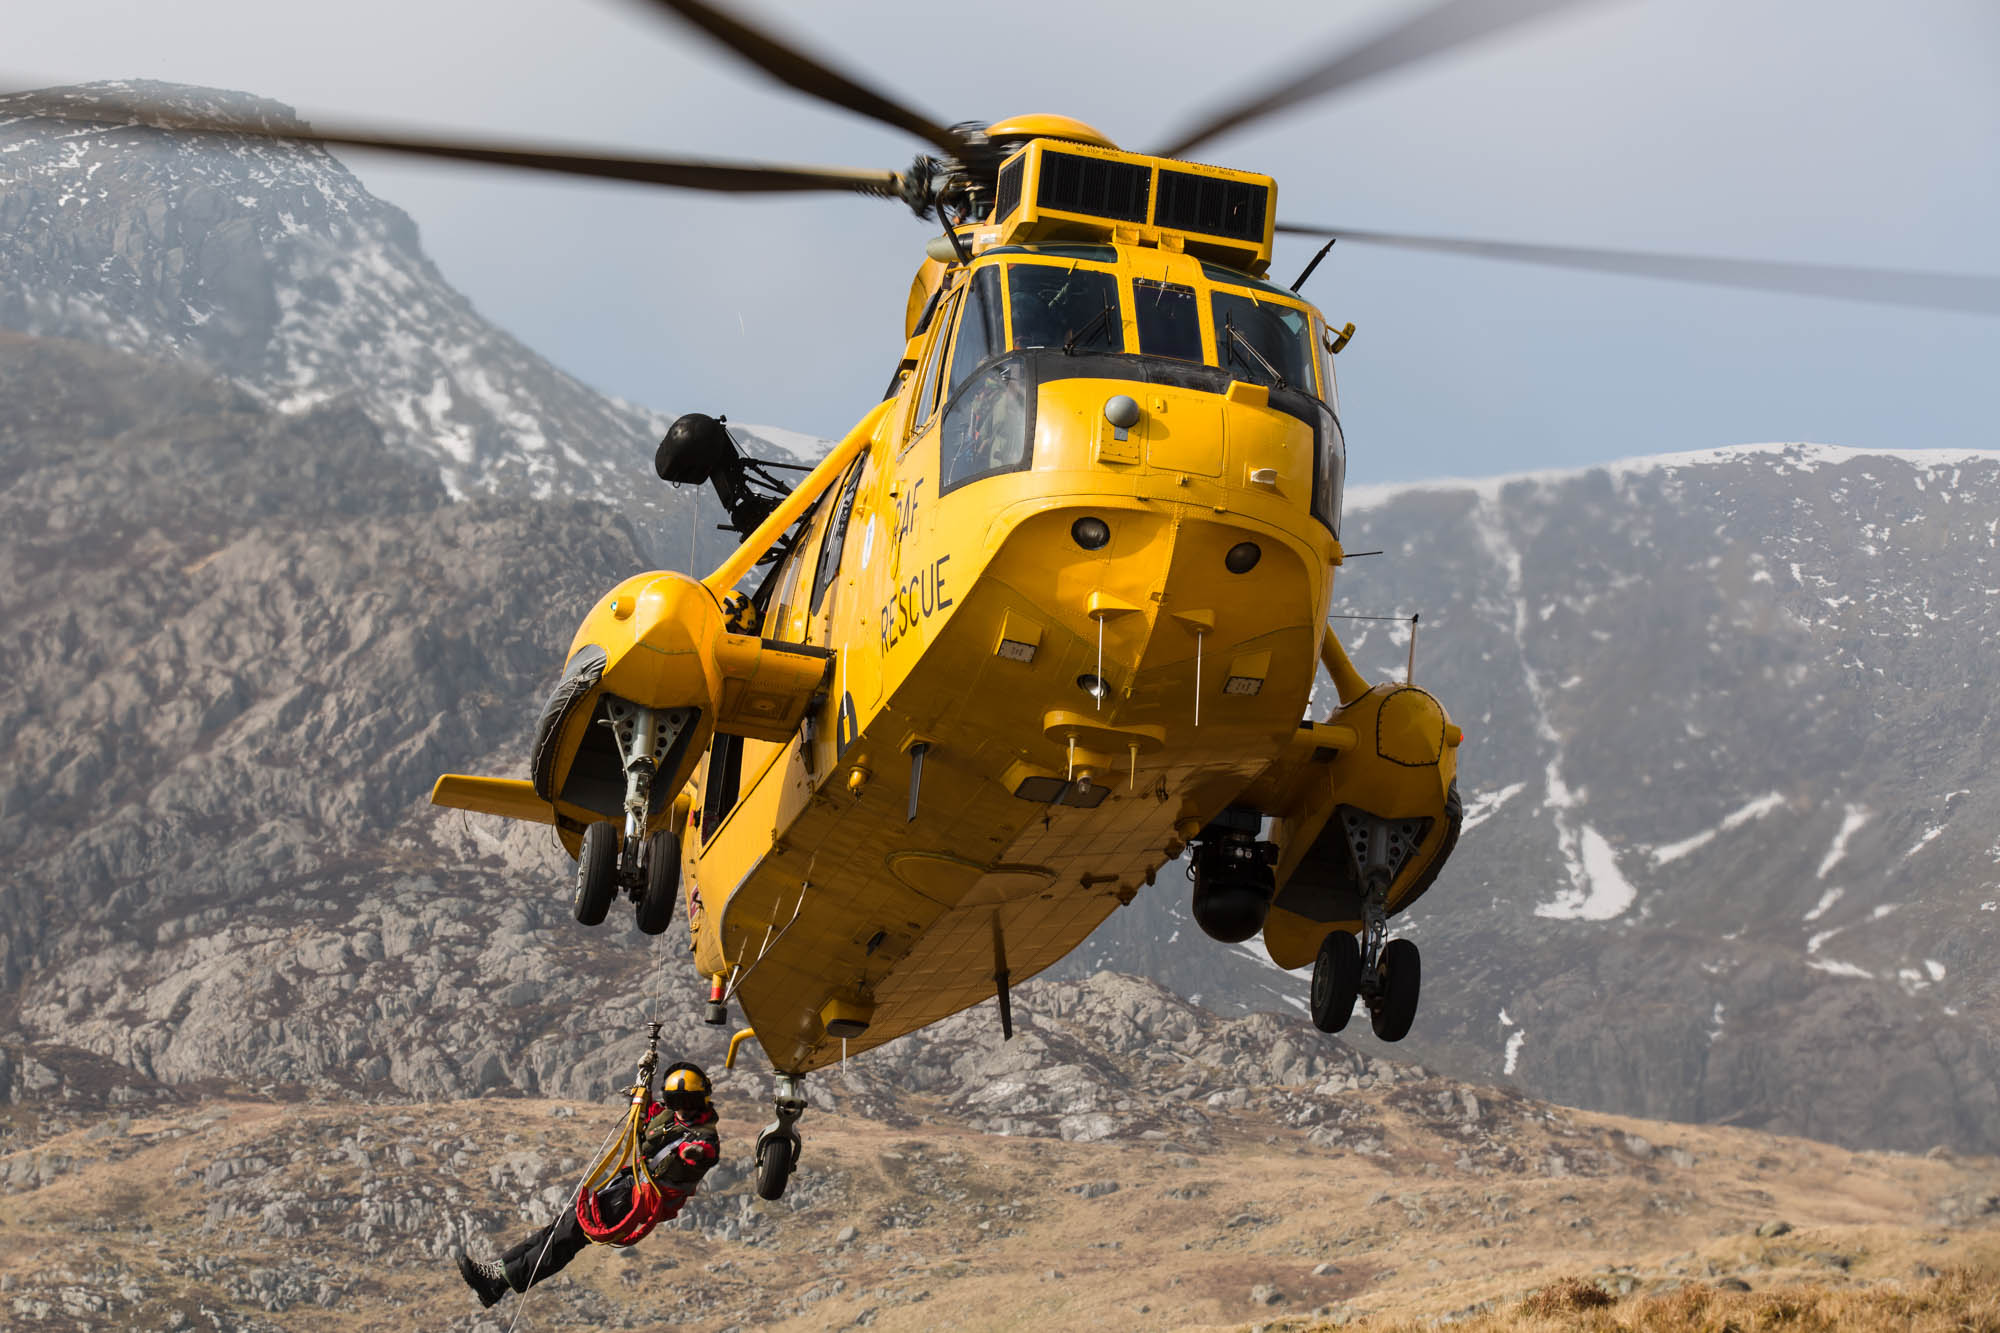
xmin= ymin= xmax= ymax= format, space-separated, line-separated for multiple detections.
xmin=639 ymin=237 xmax=1458 ymax=1073
xmin=433 ymin=138 xmax=1461 ymax=1075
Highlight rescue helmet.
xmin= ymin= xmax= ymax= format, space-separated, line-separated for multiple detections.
xmin=659 ymin=1062 xmax=713 ymax=1111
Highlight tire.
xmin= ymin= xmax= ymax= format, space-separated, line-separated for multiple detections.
xmin=572 ymin=822 xmax=619 ymax=927
xmin=1310 ymin=930 xmax=1363 ymax=1033
xmin=1370 ymin=937 xmax=1422 ymax=1042
xmin=755 ymin=1134 xmax=796 ymax=1201
xmin=635 ymin=829 xmax=681 ymax=936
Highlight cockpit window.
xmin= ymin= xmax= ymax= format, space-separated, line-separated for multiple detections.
xmin=914 ymin=289 xmax=959 ymax=430
xmin=1198 ymin=261 xmax=1296 ymax=301
xmin=948 ymin=267 xmax=1006 ymax=398
xmin=1211 ymin=289 xmax=1314 ymax=394
xmin=1133 ymin=279 xmax=1203 ymax=362
xmin=1007 ymin=264 xmax=1122 ymax=354
xmin=941 ymin=359 xmax=1032 ymax=493
xmin=810 ymin=458 xmax=866 ymax=615
xmin=1313 ymin=316 xmax=1340 ymax=413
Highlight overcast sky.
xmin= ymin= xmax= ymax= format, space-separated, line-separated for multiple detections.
xmin=17 ymin=0 xmax=2000 ymax=486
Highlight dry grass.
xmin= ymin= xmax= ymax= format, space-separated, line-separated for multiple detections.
xmin=5 ymin=1092 xmax=1995 ymax=1332
xmin=1519 ymin=1276 xmax=1618 ymax=1316
xmin=1342 ymin=1264 xmax=2000 ymax=1332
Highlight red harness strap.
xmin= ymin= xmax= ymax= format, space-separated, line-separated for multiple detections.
xmin=575 ymin=1176 xmax=685 ymax=1246
xmin=573 ymin=1087 xmax=682 ymax=1247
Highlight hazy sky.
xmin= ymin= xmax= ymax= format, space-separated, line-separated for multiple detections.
xmin=17 ymin=0 xmax=2000 ymax=486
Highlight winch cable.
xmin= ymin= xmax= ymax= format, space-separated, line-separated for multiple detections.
xmin=503 ymin=1116 xmax=624 ymax=1333
xmin=506 ymin=940 xmax=676 ymax=1332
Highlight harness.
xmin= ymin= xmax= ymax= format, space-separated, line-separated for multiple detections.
xmin=573 ymin=1021 xmax=683 ymax=1247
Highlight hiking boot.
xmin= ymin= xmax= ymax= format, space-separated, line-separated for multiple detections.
xmin=456 ymin=1249 xmax=510 ymax=1307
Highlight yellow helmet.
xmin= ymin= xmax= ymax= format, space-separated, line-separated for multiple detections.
xmin=659 ymin=1062 xmax=712 ymax=1109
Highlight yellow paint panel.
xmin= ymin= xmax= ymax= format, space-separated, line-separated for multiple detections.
xmin=430 ymin=775 xmax=556 ymax=825
xmin=712 ymin=636 xmax=832 ymax=742
xmin=1145 ymin=394 xmax=1222 ymax=476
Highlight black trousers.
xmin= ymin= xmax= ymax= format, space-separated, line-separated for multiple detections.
xmin=500 ymin=1178 xmax=634 ymax=1291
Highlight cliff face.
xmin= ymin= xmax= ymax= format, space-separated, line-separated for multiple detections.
xmin=0 ymin=334 xmax=667 ymax=1101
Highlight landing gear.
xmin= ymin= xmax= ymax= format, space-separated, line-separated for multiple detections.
xmin=753 ymin=1074 xmax=807 ymax=1201
xmin=634 ymin=828 xmax=679 ymax=935
xmin=1306 ymin=888 xmax=1422 ymax=1041
xmin=756 ymin=1133 xmax=797 ymax=1200
xmin=1310 ymin=929 xmax=1362 ymax=1032
xmin=566 ymin=698 xmax=695 ymax=931
xmin=1349 ymin=885 xmax=1422 ymax=1042
xmin=1370 ymin=937 xmax=1422 ymax=1042
xmin=572 ymin=821 xmax=618 ymax=926
xmin=1304 ymin=805 xmax=1430 ymax=1043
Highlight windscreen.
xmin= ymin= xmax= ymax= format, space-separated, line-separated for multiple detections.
xmin=1211 ymin=289 xmax=1314 ymax=393
xmin=948 ymin=266 xmax=1006 ymax=396
xmin=1008 ymin=264 xmax=1122 ymax=353
xmin=941 ymin=359 xmax=1032 ymax=493
xmin=1134 ymin=279 xmax=1203 ymax=362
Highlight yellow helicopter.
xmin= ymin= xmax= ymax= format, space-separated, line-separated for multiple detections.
xmin=26 ymin=0 xmax=1996 ymax=1202
xmin=428 ymin=105 xmax=1466 ymax=1198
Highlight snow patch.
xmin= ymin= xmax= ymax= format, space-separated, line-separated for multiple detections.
xmin=1808 ymin=958 xmax=1874 ymax=980
xmin=1503 ymin=1029 xmax=1527 ymax=1075
xmin=1817 ymin=805 xmax=1869 ymax=879
xmin=1461 ymin=782 xmax=1526 ymax=833
xmin=1649 ymin=791 xmax=1786 ymax=866
xmin=1234 ymin=937 xmax=1289 ymax=976
xmin=1901 ymin=824 xmax=1946 ymax=861
xmin=1534 ymin=825 xmax=1638 ymax=921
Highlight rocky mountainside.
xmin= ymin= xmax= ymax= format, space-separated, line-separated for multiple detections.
xmin=0 ymin=81 xmax=766 ymax=558
xmin=0 ymin=333 xmax=660 ymax=1098
xmin=1083 ymin=446 xmax=2000 ymax=1154
xmin=1334 ymin=448 xmax=2000 ymax=1151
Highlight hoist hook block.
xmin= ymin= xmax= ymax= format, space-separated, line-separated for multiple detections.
xmin=637 ymin=1019 xmax=664 ymax=1083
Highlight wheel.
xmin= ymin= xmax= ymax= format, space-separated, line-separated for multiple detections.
xmin=754 ymin=1133 xmax=797 ymax=1201
xmin=1369 ymin=937 xmax=1421 ymax=1042
xmin=1310 ymin=929 xmax=1363 ymax=1033
xmin=635 ymin=829 xmax=680 ymax=935
xmin=571 ymin=822 xmax=618 ymax=926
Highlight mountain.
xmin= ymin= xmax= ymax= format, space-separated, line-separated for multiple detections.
xmin=3 ymin=83 xmax=1997 ymax=1159
xmin=0 ymin=82 xmax=714 ymax=549
xmin=1082 ymin=443 xmax=2000 ymax=1154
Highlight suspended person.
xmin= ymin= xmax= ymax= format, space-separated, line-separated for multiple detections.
xmin=455 ymin=1063 xmax=722 ymax=1307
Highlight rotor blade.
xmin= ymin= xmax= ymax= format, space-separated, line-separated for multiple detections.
xmin=1275 ymin=223 xmax=2000 ymax=316
xmin=1156 ymin=0 xmax=1612 ymax=160
xmin=636 ymin=0 xmax=972 ymax=158
xmin=2 ymin=87 xmax=903 ymax=198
